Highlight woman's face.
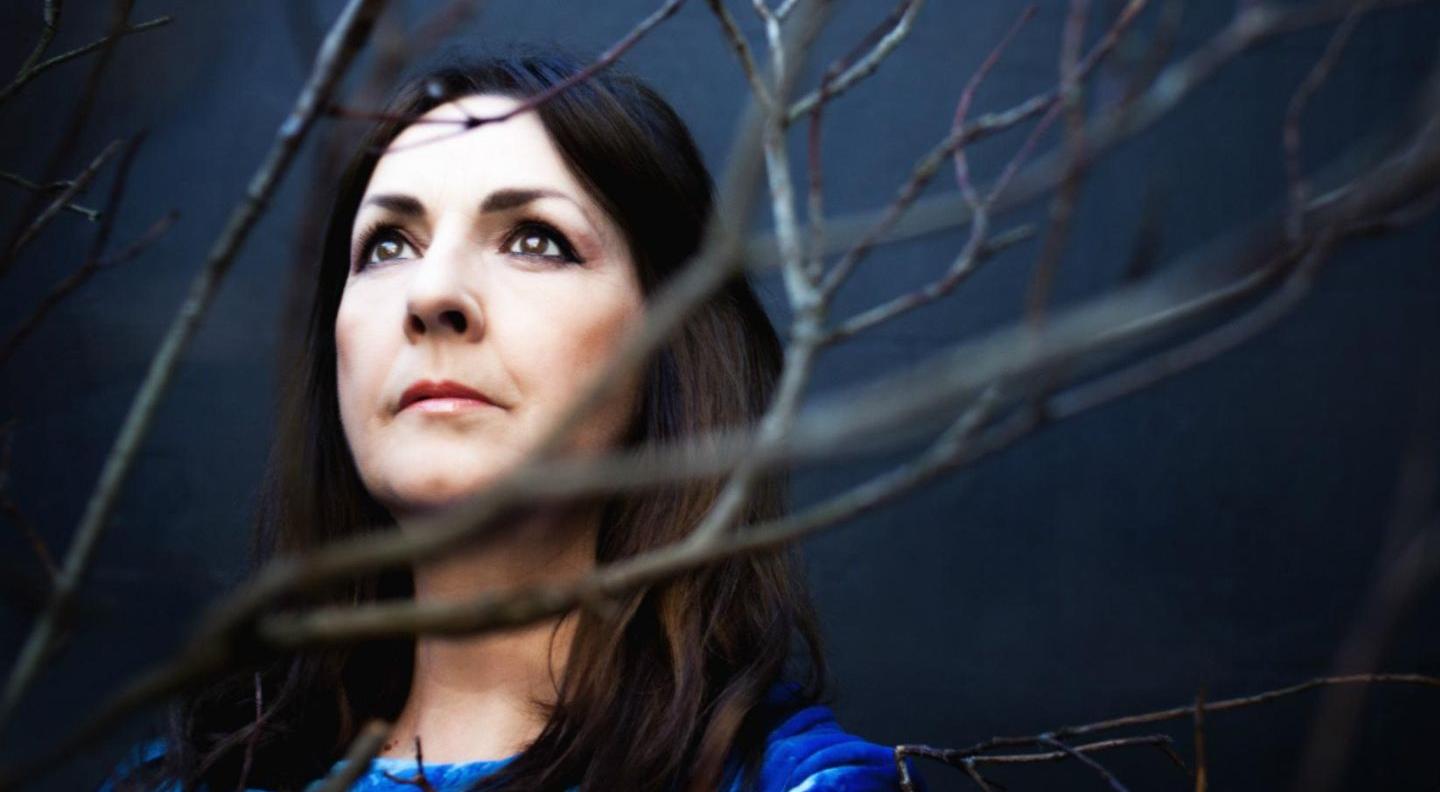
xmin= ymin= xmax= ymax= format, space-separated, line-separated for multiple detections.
xmin=336 ymin=93 xmax=645 ymax=516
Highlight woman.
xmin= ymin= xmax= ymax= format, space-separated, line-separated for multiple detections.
xmin=106 ymin=53 xmax=909 ymax=791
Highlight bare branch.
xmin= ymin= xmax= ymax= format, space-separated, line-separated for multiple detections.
xmin=10 ymin=8 xmax=1440 ymax=782
xmin=766 ymin=0 xmax=1414 ymax=273
xmin=0 ymin=139 xmax=175 ymax=369
xmin=787 ymin=0 xmax=925 ymax=122
xmin=686 ymin=0 xmax=823 ymax=548
xmin=818 ymin=0 xmax=1146 ymax=299
xmin=822 ymin=6 xmax=1039 ymax=344
xmin=708 ymin=0 xmax=772 ymax=107
xmin=900 ymin=735 xmax=1180 ymax=790
xmin=380 ymin=736 xmax=439 ymax=792
xmin=1037 ymin=734 xmax=1131 ymax=792
xmin=957 ymin=673 xmax=1440 ymax=757
xmin=1024 ymin=0 xmax=1091 ymax=328
xmin=330 ymin=0 xmax=687 ymax=154
xmin=1192 ymin=690 xmax=1208 ymax=792
xmin=0 ymin=15 xmax=171 ymax=107
xmin=0 ymin=0 xmax=62 ymax=108
xmin=1284 ymin=0 xmax=1373 ymax=244
xmin=0 ymin=0 xmax=392 ymax=736
xmin=307 ymin=720 xmax=392 ymax=792
xmin=0 ymin=171 xmax=99 ymax=221
xmin=823 ymin=225 xmax=1035 ymax=345
xmin=4 ymin=140 xmax=123 ymax=264
xmin=0 ymin=420 xmax=56 ymax=581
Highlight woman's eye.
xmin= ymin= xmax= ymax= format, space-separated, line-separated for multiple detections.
xmin=506 ymin=224 xmax=579 ymax=263
xmin=363 ymin=228 xmax=417 ymax=267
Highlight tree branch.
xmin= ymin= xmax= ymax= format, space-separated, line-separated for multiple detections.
xmin=0 ymin=0 xmax=392 ymax=738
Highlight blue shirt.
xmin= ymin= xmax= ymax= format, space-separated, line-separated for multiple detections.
xmin=99 ymin=686 xmax=918 ymax=791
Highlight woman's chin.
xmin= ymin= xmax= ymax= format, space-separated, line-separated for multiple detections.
xmin=379 ymin=467 xmax=511 ymax=518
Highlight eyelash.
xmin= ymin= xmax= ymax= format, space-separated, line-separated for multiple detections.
xmin=352 ymin=219 xmax=584 ymax=271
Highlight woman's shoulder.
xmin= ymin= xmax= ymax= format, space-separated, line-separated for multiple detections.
xmin=737 ymin=681 xmax=921 ymax=792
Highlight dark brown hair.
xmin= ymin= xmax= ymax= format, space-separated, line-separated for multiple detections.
xmin=136 ymin=52 xmax=829 ymax=792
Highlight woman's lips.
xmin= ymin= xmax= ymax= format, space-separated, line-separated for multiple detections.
xmin=403 ymin=397 xmax=492 ymax=415
xmin=398 ymin=379 xmax=499 ymax=414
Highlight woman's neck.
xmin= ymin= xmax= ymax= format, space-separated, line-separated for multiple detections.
xmin=380 ymin=506 xmax=597 ymax=764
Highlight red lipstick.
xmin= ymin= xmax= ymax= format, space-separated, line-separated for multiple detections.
xmin=398 ymin=379 xmax=497 ymax=414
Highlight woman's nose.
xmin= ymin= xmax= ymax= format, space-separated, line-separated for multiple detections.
xmin=404 ymin=235 xmax=484 ymax=342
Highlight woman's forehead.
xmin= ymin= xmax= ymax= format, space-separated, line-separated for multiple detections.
xmin=365 ymin=94 xmax=585 ymax=205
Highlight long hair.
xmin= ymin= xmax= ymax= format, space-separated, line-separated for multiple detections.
xmin=136 ymin=52 xmax=830 ymax=792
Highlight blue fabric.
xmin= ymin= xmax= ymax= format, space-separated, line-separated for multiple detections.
xmin=98 ymin=683 xmax=919 ymax=791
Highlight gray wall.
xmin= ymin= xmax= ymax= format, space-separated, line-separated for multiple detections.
xmin=1 ymin=1 xmax=1438 ymax=789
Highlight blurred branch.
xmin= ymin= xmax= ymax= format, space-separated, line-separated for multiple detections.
xmin=0 ymin=420 xmax=56 ymax=582
xmin=307 ymin=720 xmax=391 ymax=792
xmin=19 ymin=42 xmax=1439 ymax=772
xmin=1294 ymin=369 xmax=1440 ymax=792
xmin=6 ymin=3 xmax=1440 ymax=788
xmin=1192 ymin=691 xmax=1208 ymax=792
xmin=0 ymin=209 xmax=178 ymax=368
xmin=0 ymin=0 xmax=392 ymax=739
xmin=1283 ymin=0 xmax=1372 ymax=244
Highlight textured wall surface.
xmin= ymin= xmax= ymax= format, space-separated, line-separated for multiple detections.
xmin=1 ymin=2 xmax=1438 ymax=790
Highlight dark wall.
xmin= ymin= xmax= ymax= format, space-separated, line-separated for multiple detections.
xmin=0 ymin=2 xmax=1437 ymax=790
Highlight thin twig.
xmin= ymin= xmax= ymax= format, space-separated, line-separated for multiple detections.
xmin=823 ymin=6 xmax=1039 ymax=344
xmin=1192 ymin=690 xmax=1208 ymax=792
xmin=708 ymin=0 xmax=772 ymax=107
xmin=685 ymin=0 xmax=823 ymax=548
xmin=0 ymin=0 xmax=61 ymax=108
xmin=332 ymin=0 xmax=687 ymax=156
xmin=12 ymin=10 xmax=1440 ymax=779
xmin=4 ymin=140 xmax=124 ymax=264
xmin=241 ymin=98 xmax=1440 ymax=652
xmin=0 ymin=0 xmax=392 ymax=737
xmin=0 ymin=421 xmax=56 ymax=581
xmin=0 ymin=15 xmax=171 ymax=108
xmin=956 ymin=673 xmax=1440 ymax=758
xmin=380 ymin=736 xmax=439 ymax=792
xmin=902 ymin=736 xmax=1177 ymax=789
xmin=233 ymin=673 xmax=263 ymax=792
xmin=0 ymin=12 xmax=168 ymax=108
xmin=1283 ymin=0 xmax=1374 ymax=245
xmin=5 ymin=0 xmax=138 ymax=273
xmin=1037 ymin=734 xmax=1131 ymax=792
xmin=0 ymin=148 xmax=175 ymax=369
xmin=1024 ymin=0 xmax=1092 ymax=328
xmin=800 ymin=0 xmax=927 ymax=282
xmin=766 ymin=0 xmax=1393 ymax=272
xmin=0 ymin=171 xmax=99 ymax=221
xmin=786 ymin=0 xmax=926 ymax=121
xmin=819 ymin=0 xmax=1147 ymax=299
xmin=307 ymin=720 xmax=392 ymax=792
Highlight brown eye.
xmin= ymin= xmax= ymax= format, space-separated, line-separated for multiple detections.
xmin=504 ymin=222 xmax=581 ymax=263
xmin=509 ymin=231 xmax=562 ymax=259
xmin=363 ymin=228 xmax=416 ymax=267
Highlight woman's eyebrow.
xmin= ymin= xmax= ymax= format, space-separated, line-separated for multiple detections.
xmin=360 ymin=193 xmax=425 ymax=216
xmin=479 ymin=187 xmax=572 ymax=214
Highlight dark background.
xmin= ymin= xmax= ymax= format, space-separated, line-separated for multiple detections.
xmin=1 ymin=1 xmax=1438 ymax=790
